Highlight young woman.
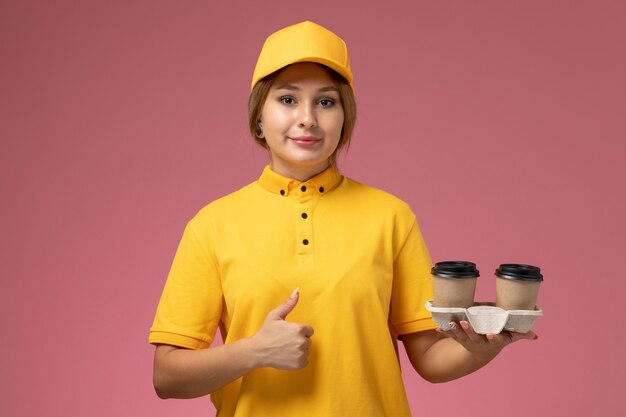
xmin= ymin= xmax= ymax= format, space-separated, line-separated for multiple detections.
xmin=150 ymin=21 xmax=536 ymax=417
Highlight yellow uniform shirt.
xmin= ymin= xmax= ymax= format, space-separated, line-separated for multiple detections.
xmin=150 ymin=166 xmax=437 ymax=416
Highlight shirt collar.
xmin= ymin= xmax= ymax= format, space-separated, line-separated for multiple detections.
xmin=257 ymin=165 xmax=342 ymax=196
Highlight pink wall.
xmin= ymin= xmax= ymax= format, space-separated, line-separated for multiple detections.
xmin=2 ymin=0 xmax=624 ymax=415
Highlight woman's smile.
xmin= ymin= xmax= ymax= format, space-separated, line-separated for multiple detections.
xmin=289 ymin=136 xmax=322 ymax=147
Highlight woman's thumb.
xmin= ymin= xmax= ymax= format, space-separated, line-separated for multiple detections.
xmin=270 ymin=288 xmax=299 ymax=320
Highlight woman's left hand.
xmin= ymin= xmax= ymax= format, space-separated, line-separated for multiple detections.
xmin=438 ymin=320 xmax=538 ymax=363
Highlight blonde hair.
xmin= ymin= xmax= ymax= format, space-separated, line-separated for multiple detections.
xmin=248 ymin=64 xmax=356 ymax=167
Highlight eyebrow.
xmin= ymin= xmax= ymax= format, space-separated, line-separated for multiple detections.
xmin=274 ymin=84 xmax=340 ymax=93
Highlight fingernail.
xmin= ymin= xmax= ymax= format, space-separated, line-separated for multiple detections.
xmin=486 ymin=334 xmax=495 ymax=341
xmin=460 ymin=321 xmax=469 ymax=330
xmin=290 ymin=288 xmax=299 ymax=298
xmin=533 ymin=334 xmax=539 ymax=340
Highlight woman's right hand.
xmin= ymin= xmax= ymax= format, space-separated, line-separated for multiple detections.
xmin=251 ymin=289 xmax=314 ymax=370
xmin=153 ymin=289 xmax=314 ymax=399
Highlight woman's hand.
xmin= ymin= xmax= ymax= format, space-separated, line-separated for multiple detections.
xmin=438 ymin=320 xmax=537 ymax=363
xmin=152 ymin=289 xmax=313 ymax=399
xmin=251 ymin=289 xmax=314 ymax=370
xmin=402 ymin=322 xmax=538 ymax=383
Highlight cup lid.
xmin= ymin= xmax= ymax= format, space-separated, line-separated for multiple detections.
xmin=495 ymin=264 xmax=543 ymax=281
xmin=431 ymin=261 xmax=480 ymax=278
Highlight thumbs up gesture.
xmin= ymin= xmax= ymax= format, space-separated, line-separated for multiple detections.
xmin=251 ymin=289 xmax=314 ymax=370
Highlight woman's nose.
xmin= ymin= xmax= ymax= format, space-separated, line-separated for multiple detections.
xmin=297 ymin=103 xmax=317 ymax=128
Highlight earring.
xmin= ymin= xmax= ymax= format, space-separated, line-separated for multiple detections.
xmin=255 ymin=122 xmax=264 ymax=139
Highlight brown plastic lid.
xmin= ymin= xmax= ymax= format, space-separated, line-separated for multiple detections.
xmin=495 ymin=264 xmax=543 ymax=281
xmin=432 ymin=261 xmax=480 ymax=278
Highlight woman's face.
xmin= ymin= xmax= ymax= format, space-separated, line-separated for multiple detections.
xmin=260 ymin=63 xmax=344 ymax=180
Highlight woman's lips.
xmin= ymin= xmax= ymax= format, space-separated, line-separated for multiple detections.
xmin=290 ymin=136 xmax=321 ymax=147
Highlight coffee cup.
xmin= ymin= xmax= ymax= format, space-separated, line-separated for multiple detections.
xmin=495 ymin=264 xmax=543 ymax=311
xmin=431 ymin=261 xmax=480 ymax=308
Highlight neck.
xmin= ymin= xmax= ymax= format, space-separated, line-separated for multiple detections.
xmin=269 ymin=161 xmax=331 ymax=182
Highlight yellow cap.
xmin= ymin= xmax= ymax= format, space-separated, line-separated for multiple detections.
xmin=251 ymin=21 xmax=353 ymax=90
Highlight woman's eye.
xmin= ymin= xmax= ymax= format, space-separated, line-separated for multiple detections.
xmin=279 ymin=96 xmax=295 ymax=105
xmin=319 ymin=99 xmax=335 ymax=107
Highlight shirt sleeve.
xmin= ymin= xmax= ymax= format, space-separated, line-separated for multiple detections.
xmin=389 ymin=215 xmax=438 ymax=337
xmin=149 ymin=220 xmax=223 ymax=349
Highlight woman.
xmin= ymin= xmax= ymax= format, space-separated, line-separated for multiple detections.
xmin=150 ymin=21 xmax=536 ymax=416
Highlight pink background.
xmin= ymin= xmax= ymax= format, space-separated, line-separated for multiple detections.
xmin=2 ymin=0 xmax=624 ymax=415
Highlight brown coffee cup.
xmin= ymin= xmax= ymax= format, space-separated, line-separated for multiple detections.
xmin=495 ymin=264 xmax=543 ymax=311
xmin=431 ymin=261 xmax=479 ymax=308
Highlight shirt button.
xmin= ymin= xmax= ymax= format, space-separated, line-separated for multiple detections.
xmin=301 ymin=213 xmax=308 ymax=219
xmin=319 ymin=186 xmax=325 ymax=193
xmin=301 ymin=185 xmax=307 ymax=192
xmin=302 ymin=239 xmax=309 ymax=245
xmin=280 ymin=189 xmax=285 ymax=196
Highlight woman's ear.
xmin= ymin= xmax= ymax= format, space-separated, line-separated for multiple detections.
xmin=255 ymin=121 xmax=264 ymax=139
